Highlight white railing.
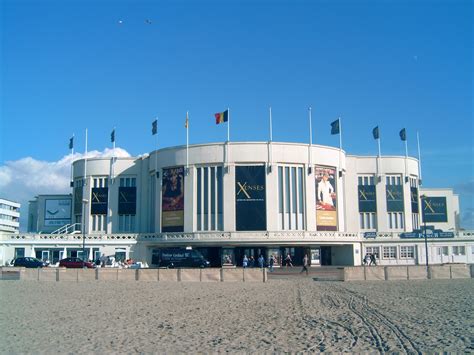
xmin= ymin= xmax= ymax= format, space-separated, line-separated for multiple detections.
xmin=51 ymin=223 xmax=82 ymax=234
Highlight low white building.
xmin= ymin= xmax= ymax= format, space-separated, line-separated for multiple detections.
xmin=1 ymin=142 xmax=472 ymax=266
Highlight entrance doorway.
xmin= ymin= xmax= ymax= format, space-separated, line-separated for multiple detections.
xmin=320 ymin=246 xmax=332 ymax=266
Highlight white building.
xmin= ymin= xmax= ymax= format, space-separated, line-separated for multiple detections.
xmin=1 ymin=142 xmax=472 ymax=266
xmin=28 ymin=194 xmax=73 ymax=234
xmin=0 ymin=198 xmax=20 ymax=234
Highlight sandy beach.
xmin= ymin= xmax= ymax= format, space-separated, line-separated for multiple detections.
xmin=1 ymin=278 xmax=473 ymax=353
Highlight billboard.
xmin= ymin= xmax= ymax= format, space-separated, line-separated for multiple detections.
xmin=410 ymin=187 xmax=419 ymax=213
xmin=235 ymin=165 xmax=266 ymax=231
xmin=358 ymin=185 xmax=376 ymax=213
xmin=91 ymin=188 xmax=108 ymax=215
xmin=118 ymin=187 xmax=137 ymax=215
xmin=162 ymin=167 xmax=185 ymax=232
xmin=386 ymin=185 xmax=404 ymax=212
xmin=73 ymin=186 xmax=83 ymax=215
xmin=315 ymin=166 xmax=337 ymax=231
xmin=44 ymin=199 xmax=71 ymax=227
xmin=422 ymin=197 xmax=448 ymax=223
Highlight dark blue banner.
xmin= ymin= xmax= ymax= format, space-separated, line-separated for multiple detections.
xmin=410 ymin=187 xmax=419 ymax=213
xmin=400 ymin=226 xmax=454 ymax=239
xmin=235 ymin=166 xmax=266 ymax=231
xmin=118 ymin=187 xmax=136 ymax=215
xmin=386 ymin=185 xmax=404 ymax=212
xmin=91 ymin=188 xmax=108 ymax=215
xmin=73 ymin=186 xmax=83 ymax=215
xmin=358 ymin=185 xmax=376 ymax=212
xmin=422 ymin=197 xmax=447 ymax=223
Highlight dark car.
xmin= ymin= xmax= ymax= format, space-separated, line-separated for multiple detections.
xmin=152 ymin=248 xmax=210 ymax=268
xmin=59 ymin=257 xmax=95 ymax=268
xmin=13 ymin=257 xmax=45 ymax=268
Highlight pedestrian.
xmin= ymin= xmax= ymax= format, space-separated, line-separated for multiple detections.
xmin=300 ymin=254 xmax=309 ymax=275
xmin=269 ymin=254 xmax=274 ymax=272
xmin=363 ymin=253 xmax=370 ymax=266
xmin=258 ymin=255 xmax=265 ymax=269
xmin=242 ymin=255 xmax=248 ymax=268
xmin=100 ymin=253 xmax=107 ymax=268
xmin=285 ymin=253 xmax=293 ymax=267
xmin=370 ymin=253 xmax=377 ymax=266
xmin=249 ymin=255 xmax=255 ymax=268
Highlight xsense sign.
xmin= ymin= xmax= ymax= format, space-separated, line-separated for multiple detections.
xmin=422 ymin=197 xmax=448 ymax=223
xmin=235 ymin=166 xmax=266 ymax=231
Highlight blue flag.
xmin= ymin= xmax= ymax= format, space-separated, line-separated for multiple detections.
xmin=69 ymin=136 xmax=74 ymax=150
xmin=372 ymin=126 xmax=380 ymax=140
xmin=111 ymin=129 xmax=115 ymax=143
xmin=399 ymin=128 xmax=406 ymax=141
xmin=330 ymin=119 xmax=340 ymax=135
xmin=152 ymin=120 xmax=157 ymax=135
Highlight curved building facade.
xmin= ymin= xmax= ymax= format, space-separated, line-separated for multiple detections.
xmin=63 ymin=141 xmax=465 ymax=267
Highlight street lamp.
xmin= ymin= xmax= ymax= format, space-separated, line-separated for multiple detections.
xmin=420 ymin=195 xmax=429 ymax=272
xmin=82 ymin=199 xmax=89 ymax=268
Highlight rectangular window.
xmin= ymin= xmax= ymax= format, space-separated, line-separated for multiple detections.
xmin=14 ymin=248 xmax=25 ymax=259
xmin=388 ymin=212 xmax=404 ymax=230
xmin=118 ymin=215 xmax=135 ymax=232
xmin=400 ymin=246 xmax=415 ymax=258
xmin=92 ymin=214 xmax=106 ymax=232
xmin=120 ymin=177 xmax=136 ymax=187
xmin=383 ymin=246 xmax=397 ymax=259
xmin=365 ymin=247 xmax=380 ymax=258
xmin=360 ymin=212 xmax=377 ymax=230
xmin=452 ymin=246 xmax=465 ymax=256
xmin=196 ymin=166 xmax=223 ymax=231
xmin=442 ymin=246 xmax=449 ymax=256
xmin=278 ymin=165 xmax=305 ymax=230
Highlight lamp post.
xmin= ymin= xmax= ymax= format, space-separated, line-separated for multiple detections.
xmin=82 ymin=198 xmax=89 ymax=268
xmin=420 ymin=195 xmax=429 ymax=272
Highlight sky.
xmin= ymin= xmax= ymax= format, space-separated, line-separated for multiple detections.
xmin=0 ymin=0 xmax=473 ymax=230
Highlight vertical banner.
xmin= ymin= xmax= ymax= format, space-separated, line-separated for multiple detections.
xmin=74 ymin=186 xmax=83 ymax=215
xmin=422 ymin=197 xmax=447 ymax=222
xmin=386 ymin=185 xmax=404 ymax=212
xmin=410 ymin=187 xmax=419 ymax=213
xmin=358 ymin=185 xmax=377 ymax=212
xmin=315 ymin=166 xmax=337 ymax=231
xmin=118 ymin=187 xmax=137 ymax=215
xmin=162 ymin=167 xmax=185 ymax=232
xmin=91 ymin=188 xmax=108 ymax=214
xmin=235 ymin=166 xmax=266 ymax=231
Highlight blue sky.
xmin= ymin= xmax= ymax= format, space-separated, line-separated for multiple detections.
xmin=1 ymin=0 xmax=473 ymax=229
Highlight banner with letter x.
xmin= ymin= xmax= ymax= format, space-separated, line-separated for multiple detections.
xmin=235 ymin=165 xmax=266 ymax=231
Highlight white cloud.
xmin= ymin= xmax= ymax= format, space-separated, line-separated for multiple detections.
xmin=0 ymin=148 xmax=131 ymax=231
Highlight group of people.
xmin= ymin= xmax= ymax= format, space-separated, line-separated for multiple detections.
xmin=242 ymin=253 xmax=310 ymax=275
xmin=363 ymin=253 xmax=377 ymax=266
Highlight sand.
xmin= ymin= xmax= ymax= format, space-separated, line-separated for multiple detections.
xmin=0 ymin=278 xmax=473 ymax=353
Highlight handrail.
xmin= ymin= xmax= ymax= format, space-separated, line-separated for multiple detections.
xmin=51 ymin=223 xmax=82 ymax=234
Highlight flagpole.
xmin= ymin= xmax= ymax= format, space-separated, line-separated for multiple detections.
xmin=186 ymin=111 xmax=189 ymax=173
xmin=155 ymin=118 xmax=159 ymax=179
xmin=404 ymin=136 xmax=408 ymax=183
xmin=70 ymin=134 xmax=74 ymax=186
xmin=339 ymin=117 xmax=343 ymax=174
xmin=269 ymin=107 xmax=273 ymax=169
xmin=83 ymin=128 xmax=88 ymax=236
xmin=308 ymin=107 xmax=313 ymax=173
xmin=417 ymin=131 xmax=422 ymax=185
xmin=112 ymin=127 xmax=116 ymax=182
xmin=269 ymin=106 xmax=273 ymax=142
xmin=377 ymin=135 xmax=382 ymax=181
xmin=227 ymin=107 xmax=230 ymax=142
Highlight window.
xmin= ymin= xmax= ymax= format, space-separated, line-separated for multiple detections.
xmin=386 ymin=175 xmax=402 ymax=186
xmin=452 ymin=246 xmax=465 ymax=256
xmin=412 ymin=213 xmax=419 ymax=230
xmin=92 ymin=214 xmax=106 ymax=232
xmin=388 ymin=212 xmax=404 ymax=229
xmin=400 ymin=246 xmax=415 ymax=258
xmin=383 ymin=246 xmax=397 ymax=259
xmin=93 ymin=177 xmax=108 ymax=188
xmin=278 ymin=165 xmax=305 ymax=230
xmin=365 ymin=246 xmax=380 ymax=258
xmin=120 ymin=177 xmax=136 ymax=187
xmin=196 ymin=166 xmax=223 ymax=231
xmin=14 ymin=248 xmax=25 ymax=259
xmin=358 ymin=175 xmax=375 ymax=186
xmin=360 ymin=213 xmax=377 ymax=230
xmin=119 ymin=215 xmax=135 ymax=232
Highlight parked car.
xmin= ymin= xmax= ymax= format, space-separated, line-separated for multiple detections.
xmin=59 ymin=257 xmax=95 ymax=268
xmin=13 ymin=257 xmax=45 ymax=268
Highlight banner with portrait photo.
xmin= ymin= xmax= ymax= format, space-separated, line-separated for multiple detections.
xmin=315 ymin=166 xmax=337 ymax=231
xmin=162 ymin=166 xmax=185 ymax=232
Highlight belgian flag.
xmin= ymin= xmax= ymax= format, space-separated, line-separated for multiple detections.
xmin=215 ymin=109 xmax=229 ymax=125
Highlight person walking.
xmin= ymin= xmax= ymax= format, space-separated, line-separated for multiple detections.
xmin=258 ymin=255 xmax=265 ymax=269
xmin=369 ymin=253 xmax=377 ymax=266
xmin=242 ymin=255 xmax=248 ymax=268
xmin=300 ymin=254 xmax=309 ymax=275
xmin=285 ymin=253 xmax=293 ymax=267
xmin=269 ymin=255 xmax=274 ymax=272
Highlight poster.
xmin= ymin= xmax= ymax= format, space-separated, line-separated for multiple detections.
xmin=73 ymin=186 xmax=83 ymax=215
xmin=386 ymin=185 xmax=404 ymax=212
xmin=91 ymin=188 xmax=108 ymax=215
xmin=410 ymin=187 xmax=419 ymax=214
xmin=235 ymin=165 xmax=266 ymax=231
xmin=44 ymin=199 xmax=71 ymax=226
xmin=162 ymin=167 xmax=184 ymax=232
xmin=118 ymin=187 xmax=137 ymax=215
xmin=358 ymin=185 xmax=377 ymax=213
xmin=315 ymin=166 xmax=337 ymax=231
xmin=422 ymin=197 xmax=448 ymax=223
